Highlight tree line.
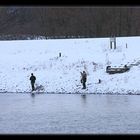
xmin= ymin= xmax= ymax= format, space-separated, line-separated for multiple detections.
xmin=0 ymin=7 xmax=139 ymax=39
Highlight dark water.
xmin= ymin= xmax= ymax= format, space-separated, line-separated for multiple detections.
xmin=0 ymin=93 xmax=140 ymax=134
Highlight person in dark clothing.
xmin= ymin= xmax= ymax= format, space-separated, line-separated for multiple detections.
xmin=81 ymin=71 xmax=87 ymax=89
xmin=30 ymin=73 xmax=36 ymax=91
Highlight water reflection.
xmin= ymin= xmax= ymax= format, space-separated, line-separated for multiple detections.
xmin=31 ymin=93 xmax=35 ymax=98
xmin=30 ymin=93 xmax=35 ymax=104
xmin=81 ymin=94 xmax=87 ymax=105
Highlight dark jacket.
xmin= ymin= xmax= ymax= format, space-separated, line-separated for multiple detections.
xmin=81 ymin=72 xmax=87 ymax=82
xmin=30 ymin=75 xmax=36 ymax=83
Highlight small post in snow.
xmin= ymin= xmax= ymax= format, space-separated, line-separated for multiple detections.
xmin=98 ymin=79 xmax=101 ymax=84
xmin=59 ymin=52 xmax=61 ymax=57
xmin=126 ymin=43 xmax=127 ymax=48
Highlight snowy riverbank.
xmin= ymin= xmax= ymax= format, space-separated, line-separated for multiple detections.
xmin=0 ymin=37 xmax=140 ymax=94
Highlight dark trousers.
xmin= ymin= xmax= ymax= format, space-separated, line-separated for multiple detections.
xmin=82 ymin=81 xmax=86 ymax=89
xmin=31 ymin=82 xmax=35 ymax=91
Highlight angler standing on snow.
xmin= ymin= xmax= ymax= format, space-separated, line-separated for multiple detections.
xmin=30 ymin=73 xmax=36 ymax=91
xmin=80 ymin=71 xmax=87 ymax=89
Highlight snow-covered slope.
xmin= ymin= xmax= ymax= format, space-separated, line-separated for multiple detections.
xmin=0 ymin=37 xmax=140 ymax=94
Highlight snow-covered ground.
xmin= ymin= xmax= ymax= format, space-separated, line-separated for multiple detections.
xmin=0 ymin=36 xmax=140 ymax=94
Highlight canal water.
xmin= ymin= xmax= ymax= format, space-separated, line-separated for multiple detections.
xmin=0 ymin=93 xmax=140 ymax=134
